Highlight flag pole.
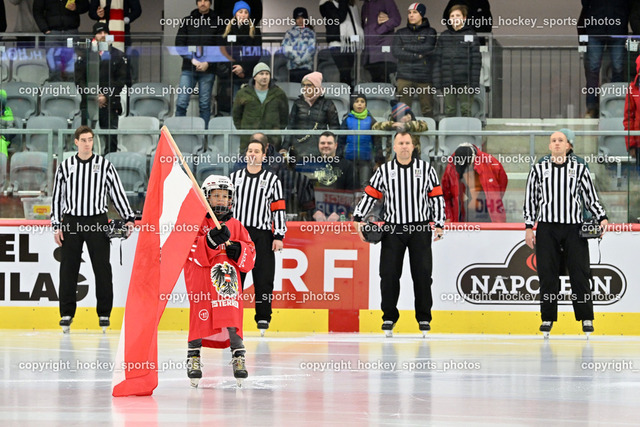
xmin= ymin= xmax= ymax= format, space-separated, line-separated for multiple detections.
xmin=160 ymin=126 xmax=222 ymax=229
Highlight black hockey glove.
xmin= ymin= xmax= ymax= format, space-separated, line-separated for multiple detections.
xmin=225 ymin=241 xmax=241 ymax=261
xmin=207 ymin=225 xmax=231 ymax=249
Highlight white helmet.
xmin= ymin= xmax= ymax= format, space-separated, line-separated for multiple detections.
xmin=201 ymin=175 xmax=234 ymax=215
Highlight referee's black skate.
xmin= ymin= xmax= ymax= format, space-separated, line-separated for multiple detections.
xmin=59 ymin=316 xmax=73 ymax=334
xmin=540 ymin=321 xmax=553 ymax=339
xmin=382 ymin=321 xmax=396 ymax=338
xmin=418 ymin=321 xmax=431 ymax=338
xmin=257 ymin=320 xmax=269 ymax=337
xmin=582 ymin=320 xmax=594 ymax=339
xmin=230 ymin=348 xmax=248 ymax=387
xmin=187 ymin=354 xmax=202 ymax=388
xmin=99 ymin=317 xmax=110 ymax=333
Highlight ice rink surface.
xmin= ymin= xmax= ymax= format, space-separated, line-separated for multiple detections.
xmin=1 ymin=330 xmax=640 ymax=426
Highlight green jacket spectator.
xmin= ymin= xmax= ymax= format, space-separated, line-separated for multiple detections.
xmin=0 ymin=90 xmax=17 ymax=157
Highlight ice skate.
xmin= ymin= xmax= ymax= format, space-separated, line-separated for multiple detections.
xmin=382 ymin=320 xmax=395 ymax=338
xmin=540 ymin=321 xmax=553 ymax=339
xmin=230 ymin=348 xmax=248 ymax=388
xmin=187 ymin=354 xmax=202 ymax=388
xmin=257 ymin=320 xmax=269 ymax=337
xmin=99 ymin=317 xmax=110 ymax=333
xmin=582 ymin=320 xmax=594 ymax=339
xmin=418 ymin=321 xmax=431 ymax=338
xmin=59 ymin=316 xmax=73 ymax=334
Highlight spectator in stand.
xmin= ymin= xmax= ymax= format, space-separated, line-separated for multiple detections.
xmin=0 ymin=90 xmax=17 ymax=157
xmin=581 ymin=0 xmax=630 ymax=118
xmin=373 ymin=100 xmax=428 ymax=161
xmin=282 ymin=71 xmax=340 ymax=158
xmin=215 ymin=0 xmax=262 ymax=26
xmin=174 ymin=0 xmax=221 ymax=127
xmin=319 ymin=0 xmax=364 ymax=88
xmin=33 ymin=0 xmax=88 ymax=34
xmin=217 ymin=1 xmax=263 ymax=113
xmin=393 ymin=3 xmax=437 ymax=118
xmin=281 ymin=7 xmax=316 ymax=83
xmin=441 ymin=143 xmax=508 ymax=222
xmin=442 ymin=0 xmax=493 ymax=91
xmin=361 ymin=0 xmax=401 ymax=83
xmin=624 ymin=56 xmax=640 ymax=167
xmin=75 ymin=22 xmax=129 ymax=153
xmin=312 ymin=131 xmax=356 ymax=221
xmin=89 ymin=0 xmax=142 ymax=50
xmin=7 ymin=0 xmax=39 ymax=46
xmin=433 ymin=4 xmax=481 ymax=117
xmin=233 ymin=63 xmax=289 ymax=152
xmin=339 ymin=93 xmax=379 ymax=186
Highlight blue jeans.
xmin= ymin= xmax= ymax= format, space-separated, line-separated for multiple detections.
xmin=175 ymin=70 xmax=215 ymax=127
xmin=584 ymin=36 xmax=626 ymax=110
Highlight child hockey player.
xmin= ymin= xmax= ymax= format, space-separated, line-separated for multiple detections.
xmin=184 ymin=175 xmax=256 ymax=387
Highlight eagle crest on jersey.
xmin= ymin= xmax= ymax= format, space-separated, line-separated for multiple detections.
xmin=210 ymin=261 xmax=239 ymax=298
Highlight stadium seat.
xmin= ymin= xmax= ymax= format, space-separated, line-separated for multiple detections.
xmin=272 ymin=50 xmax=289 ymax=84
xmin=599 ymin=82 xmax=628 ymax=119
xmin=323 ymin=82 xmax=351 ymax=120
xmin=1 ymin=60 xmax=10 ymax=82
xmin=8 ymin=151 xmax=49 ymax=194
xmin=354 ymin=83 xmax=395 ymax=117
xmin=317 ymin=49 xmax=340 ymax=83
xmin=11 ymin=49 xmax=49 ymax=85
xmin=3 ymin=82 xmax=39 ymax=125
xmin=164 ymin=116 xmax=205 ymax=154
xmin=277 ymin=82 xmax=302 ymax=112
xmin=415 ymin=116 xmax=437 ymax=162
xmin=39 ymin=82 xmax=81 ymax=122
xmin=0 ymin=153 xmax=7 ymax=191
xmin=129 ymin=82 xmax=171 ymax=121
xmin=26 ymin=116 xmax=69 ymax=152
xmin=208 ymin=116 xmax=240 ymax=155
xmin=105 ymin=152 xmax=148 ymax=196
xmin=437 ymin=117 xmax=483 ymax=158
xmin=117 ymin=116 xmax=160 ymax=154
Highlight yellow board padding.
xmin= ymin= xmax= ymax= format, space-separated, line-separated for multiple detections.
xmin=1 ymin=307 xmax=639 ymax=335
xmin=359 ymin=310 xmax=640 ymax=335
xmin=0 ymin=307 xmax=329 ymax=333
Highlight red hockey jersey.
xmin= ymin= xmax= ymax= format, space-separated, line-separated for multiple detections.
xmin=184 ymin=215 xmax=256 ymax=348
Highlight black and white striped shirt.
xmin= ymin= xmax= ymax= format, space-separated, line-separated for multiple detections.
xmin=230 ymin=168 xmax=287 ymax=238
xmin=353 ymin=158 xmax=446 ymax=227
xmin=51 ymin=154 xmax=135 ymax=230
xmin=524 ymin=157 xmax=607 ymax=227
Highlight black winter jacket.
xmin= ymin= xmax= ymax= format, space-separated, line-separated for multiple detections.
xmin=319 ymin=0 xmax=350 ymax=44
xmin=175 ymin=8 xmax=221 ymax=74
xmin=432 ymin=24 xmax=481 ymax=89
xmin=33 ymin=0 xmax=89 ymax=32
xmin=392 ymin=19 xmax=437 ymax=83
xmin=283 ymin=96 xmax=340 ymax=156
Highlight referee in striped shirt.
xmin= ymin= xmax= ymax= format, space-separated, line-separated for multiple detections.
xmin=230 ymin=135 xmax=287 ymax=334
xmin=524 ymin=130 xmax=609 ymax=335
xmin=353 ymin=131 xmax=445 ymax=335
xmin=51 ymin=126 xmax=135 ymax=332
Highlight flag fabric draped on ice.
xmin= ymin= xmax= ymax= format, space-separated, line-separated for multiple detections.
xmin=112 ymin=127 xmax=209 ymax=397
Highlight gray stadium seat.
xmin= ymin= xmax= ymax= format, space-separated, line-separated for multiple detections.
xmin=39 ymin=82 xmax=81 ymax=122
xmin=117 ymin=116 xmax=160 ymax=154
xmin=4 ymin=82 xmax=39 ymax=125
xmin=272 ymin=51 xmax=289 ymax=83
xmin=598 ymin=118 xmax=628 ymax=157
xmin=8 ymin=151 xmax=49 ymax=193
xmin=323 ymin=82 xmax=351 ymax=120
xmin=11 ymin=49 xmax=49 ymax=85
xmin=105 ymin=152 xmax=147 ymax=196
xmin=129 ymin=83 xmax=171 ymax=121
xmin=208 ymin=116 xmax=240 ymax=155
xmin=164 ymin=116 xmax=205 ymax=154
xmin=194 ymin=152 xmax=227 ymax=183
xmin=415 ymin=116 xmax=437 ymax=162
xmin=26 ymin=116 xmax=69 ymax=152
xmin=437 ymin=117 xmax=483 ymax=158
xmin=1 ymin=60 xmax=10 ymax=82
xmin=0 ymin=153 xmax=7 ymax=191
xmin=599 ymin=82 xmax=628 ymax=119
xmin=317 ymin=49 xmax=340 ymax=83
xmin=277 ymin=82 xmax=302 ymax=112
xmin=354 ymin=83 xmax=395 ymax=117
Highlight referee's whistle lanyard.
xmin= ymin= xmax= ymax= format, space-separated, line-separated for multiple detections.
xmin=111 ymin=239 xmax=125 ymax=266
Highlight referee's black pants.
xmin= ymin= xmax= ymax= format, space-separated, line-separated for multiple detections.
xmin=379 ymin=223 xmax=433 ymax=323
xmin=240 ymin=227 xmax=275 ymax=324
xmin=59 ymin=214 xmax=113 ymax=319
xmin=536 ymin=222 xmax=593 ymax=322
